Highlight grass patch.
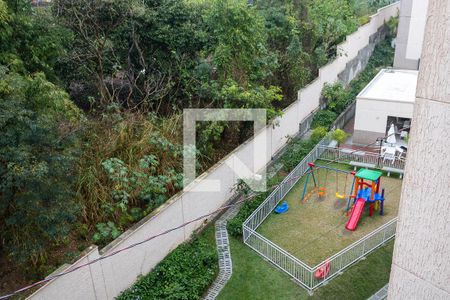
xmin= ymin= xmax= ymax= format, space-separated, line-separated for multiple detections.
xmin=312 ymin=241 xmax=394 ymax=299
xmin=217 ymin=235 xmax=308 ymax=300
xmin=258 ymin=162 xmax=402 ymax=265
xmin=218 ymin=235 xmax=394 ymax=300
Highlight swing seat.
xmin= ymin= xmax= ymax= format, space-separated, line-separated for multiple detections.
xmin=335 ymin=192 xmax=345 ymax=199
xmin=318 ymin=187 xmax=326 ymax=197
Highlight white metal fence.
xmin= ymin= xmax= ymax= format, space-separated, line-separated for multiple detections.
xmin=319 ymin=146 xmax=406 ymax=170
xmin=243 ymin=144 xmax=401 ymax=293
xmin=310 ymin=218 xmax=396 ymax=289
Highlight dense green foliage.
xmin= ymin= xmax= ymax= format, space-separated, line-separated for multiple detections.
xmin=330 ymin=128 xmax=349 ymax=145
xmin=0 ymin=1 xmax=69 ymax=81
xmin=0 ymin=71 xmax=80 ymax=265
xmin=0 ymin=0 xmax=81 ymax=267
xmin=0 ymin=0 xmax=395 ymax=289
xmin=307 ymin=0 xmax=358 ymax=67
xmin=310 ymin=126 xmax=328 ymax=141
xmin=117 ymin=227 xmax=217 ymax=300
xmin=92 ymin=151 xmax=183 ymax=245
xmin=322 ymin=82 xmax=352 ymax=114
xmin=311 ymin=110 xmax=338 ymax=129
xmin=76 ymin=113 xmax=184 ymax=245
xmin=50 ymin=0 xmax=377 ymax=113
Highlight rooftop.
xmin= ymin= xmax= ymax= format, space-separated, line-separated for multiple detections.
xmin=357 ymin=69 xmax=418 ymax=103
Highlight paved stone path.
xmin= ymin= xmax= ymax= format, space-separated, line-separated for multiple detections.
xmin=203 ymin=201 xmax=242 ymax=300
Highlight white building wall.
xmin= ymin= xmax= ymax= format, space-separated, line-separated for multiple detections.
xmin=405 ymin=0 xmax=428 ymax=60
xmin=394 ymin=0 xmax=429 ymax=69
xmin=354 ymin=99 xmax=414 ymax=134
xmin=388 ymin=0 xmax=450 ymax=298
xmin=353 ymin=69 xmax=417 ymax=144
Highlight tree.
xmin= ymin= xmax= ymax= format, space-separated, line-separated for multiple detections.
xmin=3 ymin=0 xmax=30 ymax=14
xmin=0 ymin=0 xmax=69 ymax=81
xmin=54 ymin=0 xmax=208 ymax=111
xmin=329 ymin=128 xmax=349 ymax=146
xmin=206 ymin=0 xmax=276 ymax=86
xmin=307 ymin=0 xmax=358 ymax=66
xmin=219 ymin=80 xmax=282 ymax=119
xmin=53 ymin=0 xmax=132 ymax=105
xmin=311 ymin=126 xmax=328 ymax=142
xmin=0 ymin=0 xmax=8 ymax=23
xmin=322 ymin=82 xmax=351 ymax=114
xmin=125 ymin=0 xmax=208 ymax=112
xmin=259 ymin=2 xmax=311 ymax=102
xmin=0 ymin=66 xmax=81 ymax=266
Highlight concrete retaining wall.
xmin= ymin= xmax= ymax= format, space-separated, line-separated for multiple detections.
xmin=27 ymin=3 xmax=399 ymax=300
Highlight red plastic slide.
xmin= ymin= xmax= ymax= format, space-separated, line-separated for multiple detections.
xmin=345 ymin=198 xmax=365 ymax=231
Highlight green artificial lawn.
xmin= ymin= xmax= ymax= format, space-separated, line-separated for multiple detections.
xmin=217 ymin=236 xmax=394 ymax=300
xmin=257 ymin=162 xmax=402 ymax=265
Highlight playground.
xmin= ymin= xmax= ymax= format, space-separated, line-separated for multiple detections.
xmin=257 ymin=161 xmax=402 ymax=266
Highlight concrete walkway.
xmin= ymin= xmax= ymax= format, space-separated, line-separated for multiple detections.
xmin=203 ymin=201 xmax=243 ymax=300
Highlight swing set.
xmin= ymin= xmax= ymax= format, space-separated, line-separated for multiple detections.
xmin=301 ymin=162 xmax=356 ymax=203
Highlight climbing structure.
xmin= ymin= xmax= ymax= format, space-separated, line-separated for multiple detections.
xmin=345 ymin=169 xmax=385 ymax=231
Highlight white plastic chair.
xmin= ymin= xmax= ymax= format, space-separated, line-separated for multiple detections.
xmin=382 ymin=146 xmax=396 ymax=165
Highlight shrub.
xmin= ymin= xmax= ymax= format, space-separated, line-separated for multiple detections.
xmin=358 ymin=15 xmax=371 ymax=25
xmin=311 ymin=110 xmax=337 ymax=129
xmin=117 ymin=234 xmax=217 ymax=300
xmin=228 ymin=192 xmax=269 ymax=237
xmin=0 ymin=69 xmax=81 ymax=267
xmin=281 ymin=138 xmax=319 ymax=172
xmin=76 ymin=113 xmax=183 ymax=235
xmin=329 ymin=128 xmax=349 ymax=146
xmin=322 ymin=82 xmax=351 ymax=114
xmin=311 ymin=126 xmax=328 ymax=142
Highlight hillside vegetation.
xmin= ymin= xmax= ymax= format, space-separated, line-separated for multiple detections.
xmin=0 ymin=0 xmax=394 ymax=292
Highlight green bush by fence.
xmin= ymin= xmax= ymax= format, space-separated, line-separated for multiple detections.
xmin=117 ymin=229 xmax=217 ymax=300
